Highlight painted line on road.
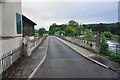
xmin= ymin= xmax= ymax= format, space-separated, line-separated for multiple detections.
xmin=88 ymin=57 xmax=109 ymax=69
xmin=55 ymin=36 xmax=109 ymax=69
xmin=28 ymin=37 xmax=49 ymax=79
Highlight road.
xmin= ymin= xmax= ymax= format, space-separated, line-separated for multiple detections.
xmin=34 ymin=36 xmax=118 ymax=78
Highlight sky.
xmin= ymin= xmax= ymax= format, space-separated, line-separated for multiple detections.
xmin=22 ymin=0 xmax=119 ymax=30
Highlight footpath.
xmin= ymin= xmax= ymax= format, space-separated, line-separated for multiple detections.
xmin=4 ymin=36 xmax=49 ymax=79
xmin=55 ymin=36 xmax=120 ymax=74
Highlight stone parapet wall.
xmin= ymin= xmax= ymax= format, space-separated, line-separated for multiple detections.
xmin=56 ymin=35 xmax=101 ymax=53
xmin=24 ymin=35 xmax=48 ymax=56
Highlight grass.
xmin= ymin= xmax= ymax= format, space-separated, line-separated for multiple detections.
xmin=101 ymin=53 xmax=120 ymax=63
xmin=106 ymin=34 xmax=120 ymax=40
xmin=112 ymin=35 xmax=120 ymax=40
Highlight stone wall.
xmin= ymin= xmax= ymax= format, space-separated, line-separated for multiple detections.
xmin=23 ymin=35 xmax=48 ymax=56
xmin=57 ymin=35 xmax=101 ymax=53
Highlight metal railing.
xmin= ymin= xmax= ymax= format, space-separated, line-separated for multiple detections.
xmin=116 ymin=45 xmax=120 ymax=55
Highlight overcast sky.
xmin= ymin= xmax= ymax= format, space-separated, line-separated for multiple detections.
xmin=22 ymin=0 xmax=119 ymax=30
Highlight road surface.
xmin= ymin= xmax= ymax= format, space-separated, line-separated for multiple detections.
xmin=34 ymin=36 xmax=118 ymax=78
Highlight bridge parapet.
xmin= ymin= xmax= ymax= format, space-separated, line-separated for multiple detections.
xmin=0 ymin=35 xmax=47 ymax=79
xmin=56 ymin=35 xmax=101 ymax=53
xmin=23 ymin=35 xmax=48 ymax=56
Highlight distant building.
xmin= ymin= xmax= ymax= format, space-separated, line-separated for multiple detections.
xmin=22 ymin=15 xmax=37 ymax=40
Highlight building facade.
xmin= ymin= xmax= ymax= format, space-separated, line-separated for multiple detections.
xmin=0 ymin=0 xmax=22 ymax=78
xmin=22 ymin=15 xmax=37 ymax=40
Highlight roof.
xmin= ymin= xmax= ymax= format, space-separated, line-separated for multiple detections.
xmin=22 ymin=15 xmax=37 ymax=25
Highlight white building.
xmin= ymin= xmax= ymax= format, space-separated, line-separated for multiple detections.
xmin=0 ymin=0 xmax=22 ymax=79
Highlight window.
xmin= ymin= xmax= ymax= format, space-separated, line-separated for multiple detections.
xmin=16 ymin=13 xmax=22 ymax=34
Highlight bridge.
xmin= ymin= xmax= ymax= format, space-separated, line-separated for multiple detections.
xmin=33 ymin=36 xmax=118 ymax=78
xmin=1 ymin=36 xmax=119 ymax=79
xmin=0 ymin=1 xmax=120 ymax=79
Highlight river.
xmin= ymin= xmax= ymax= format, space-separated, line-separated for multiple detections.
xmin=107 ymin=40 xmax=120 ymax=54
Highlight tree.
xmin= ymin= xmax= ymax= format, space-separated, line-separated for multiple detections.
xmin=49 ymin=23 xmax=57 ymax=35
xmin=100 ymin=33 xmax=110 ymax=55
xmin=38 ymin=28 xmax=46 ymax=36
xmin=95 ymin=23 xmax=108 ymax=33
xmin=103 ymin=32 xmax=113 ymax=40
xmin=77 ymin=26 xmax=83 ymax=35
xmin=34 ymin=33 xmax=39 ymax=37
xmin=82 ymin=24 xmax=87 ymax=34
xmin=65 ymin=26 xmax=78 ymax=36
xmin=85 ymin=29 xmax=95 ymax=39
xmin=61 ymin=24 xmax=67 ymax=31
xmin=55 ymin=31 xmax=65 ymax=35
xmin=68 ymin=20 xmax=79 ymax=28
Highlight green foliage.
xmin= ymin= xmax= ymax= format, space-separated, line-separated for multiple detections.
xmin=49 ymin=23 xmax=57 ymax=35
xmin=103 ymin=31 xmax=120 ymax=40
xmin=65 ymin=26 xmax=79 ymax=36
xmin=105 ymin=53 xmax=120 ymax=62
xmin=103 ymin=32 xmax=113 ymax=40
xmin=112 ymin=35 xmax=120 ymax=40
xmin=38 ymin=28 xmax=47 ymax=36
xmin=49 ymin=20 xmax=120 ymax=38
xmin=55 ymin=31 xmax=65 ymax=35
xmin=0 ymin=0 xmax=5 ymax=3
xmin=100 ymin=33 xmax=110 ymax=55
xmin=95 ymin=23 xmax=109 ymax=33
xmin=34 ymin=33 xmax=39 ymax=37
xmin=68 ymin=20 xmax=79 ymax=28
xmin=77 ymin=26 xmax=83 ymax=35
xmin=83 ymin=22 xmax=120 ymax=36
xmin=49 ymin=20 xmax=81 ymax=36
xmin=85 ymin=29 xmax=95 ymax=39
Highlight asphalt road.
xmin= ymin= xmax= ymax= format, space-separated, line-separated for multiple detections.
xmin=34 ymin=36 xmax=118 ymax=78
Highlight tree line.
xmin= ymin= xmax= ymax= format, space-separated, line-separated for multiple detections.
xmin=34 ymin=28 xmax=48 ymax=37
xmin=49 ymin=20 xmax=120 ymax=40
xmin=34 ymin=20 xmax=120 ymax=40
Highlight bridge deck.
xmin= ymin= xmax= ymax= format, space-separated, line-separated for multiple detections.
xmin=34 ymin=36 xmax=118 ymax=78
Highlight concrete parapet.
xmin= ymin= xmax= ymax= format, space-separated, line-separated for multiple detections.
xmin=23 ymin=35 xmax=48 ymax=56
xmin=56 ymin=35 xmax=101 ymax=53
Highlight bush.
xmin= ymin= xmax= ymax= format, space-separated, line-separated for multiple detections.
xmin=109 ymin=53 xmax=120 ymax=59
xmin=100 ymin=33 xmax=110 ymax=55
xmin=103 ymin=32 xmax=113 ymax=40
xmin=34 ymin=33 xmax=39 ymax=37
xmin=106 ymin=53 xmax=120 ymax=62
xmin=85 ymin=29 xmax=95 ymax=39
xmin=112 ymin=35 xmax=120 ymax=40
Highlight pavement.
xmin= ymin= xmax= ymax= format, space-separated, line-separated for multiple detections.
xmin=34 ymin=36 xmax=119 ymax=78
xmin=55 ymin=36 xmax=120 ymax=73
xmin=9 ymin=36 xmax=49 ymax=78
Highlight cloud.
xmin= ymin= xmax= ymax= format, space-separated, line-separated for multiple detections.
xmin=22 ymin=2 xmax=118 ymax=30
xmin=22 ymin=0 xmax=119 ymax=2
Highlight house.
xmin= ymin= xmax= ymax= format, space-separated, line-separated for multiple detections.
xmin=0 ymin=0 xmax=37 ymax=79
xmin=22 ymin=15 xmax=37 ymax=40
xmin=0 ymin=0 xmax=22 ymax=79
